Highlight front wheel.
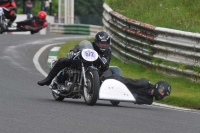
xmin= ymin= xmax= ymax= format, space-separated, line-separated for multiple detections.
xmin=0 ymin=28 xmax=3 ymax=34
xmin=83 ymin=69 xmax=100 ymax=106
xmin=0 ymin=16 xmax=3 ymax=34
xmin=0 ymin=24 xmax=5 ymax=34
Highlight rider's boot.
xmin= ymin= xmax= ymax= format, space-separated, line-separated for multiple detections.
xmin=8 ymin=22 xmax=13 ymax=27
xmin=37 ymin=70 xmax=58 ymax=86
xmin=38 ymin=63 xmax=62 ymax=86
xmin=8 ymin=15 xmax=16 ymax=27
xmin=37 ymin=58 xmax=71 ymax=86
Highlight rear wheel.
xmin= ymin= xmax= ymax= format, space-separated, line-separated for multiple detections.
xmin=0 ymin=16 xmax=2 ymax=34
xmin=83 ymin=69 xmax=100 ymax=106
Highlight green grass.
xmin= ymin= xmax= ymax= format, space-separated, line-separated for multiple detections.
xmin=57 ymin=39 xmax=200 ymax=110
xmin=57 ymin=40 xmax=81 ymax=58
xmin=104 ymin=0 xmax=200 ymax=33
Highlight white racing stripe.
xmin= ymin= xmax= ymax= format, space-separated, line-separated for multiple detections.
xmin=33 ymin=43 xmax=64 ymax=77
xmin=50 ymin=47 xmax=61 ymax=51
xmin=151 ymin=103 xmax=200 ymax=114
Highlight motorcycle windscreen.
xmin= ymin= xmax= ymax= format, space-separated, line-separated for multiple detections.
xmin=99 ymin=79 xmax=136 ymax=102
xmin=78 ymin=40 xmax=94 ymax=51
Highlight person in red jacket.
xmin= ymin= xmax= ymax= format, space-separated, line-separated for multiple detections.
xmin=0 ymin=0 xmax=17 ymax=27
xmin=16 ymin=11 xmax=48 ymax=34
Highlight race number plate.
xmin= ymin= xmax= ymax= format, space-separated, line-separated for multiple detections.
xmin=0 ymin=8 xmax=3 ymax=15
xmin=81 ymin=49 xmax=98 ymax=62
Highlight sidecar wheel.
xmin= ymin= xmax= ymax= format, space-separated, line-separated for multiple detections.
xmin=0 ymin=27 xmax=4 ymax=34
xmin=30 ymin=31 xmax=35 ymax=35
xmin=52 ymin=91 xmax=65 ymax=101
xmin=110 ymin=101 xmax=120 ymax=106
xmin=83 ymin=70 xmax=100 ymax=106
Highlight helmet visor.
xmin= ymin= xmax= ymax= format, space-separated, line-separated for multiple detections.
xmin=158 ymin=86 xmax=164 ymax=95
xmin=158 ymin=87 xmax=169 ymax=100
xmin=98 ymin=41 xmax=107 ymax=47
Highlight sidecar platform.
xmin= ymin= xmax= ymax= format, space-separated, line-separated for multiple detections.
xmin=99 ymin=79 xmax=136 ymax=102
xmin=6 ymin=27 xmax=29 ymax=32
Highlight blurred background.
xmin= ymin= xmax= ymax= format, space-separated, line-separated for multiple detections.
xmin=15 ymin=0 xmax=104 ymax=25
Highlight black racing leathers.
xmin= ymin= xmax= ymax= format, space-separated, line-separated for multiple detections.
xmin=37 ymin=42 xmax=112 ymax=86
xmin=105 ymin=74 xmax=154 ymax=105
xmin=16 ymin=16 xmax=48 ymax=33
xmin=2 ymin=8 xmax=16 ymax=22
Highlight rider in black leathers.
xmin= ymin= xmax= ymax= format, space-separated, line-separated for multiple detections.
xmin=104 ymin=74 xmax=171 ymax=104
xmin=37 ymin=29 xmax=171 ymax=104
xmin=38 ymin=31 xmax=112 ymax=86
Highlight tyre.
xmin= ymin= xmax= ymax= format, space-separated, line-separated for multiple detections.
xmin=31 ymin=31 xmax=35 ymax=34
xmin=83 ymin=69 xmax=100 ymax=106
xmin=0 ymin=25 xmax=4 ymax=34
xmin=0 ymin=26 xmax=2 ymax=34
xmin=110 ymin=100 xmax=120 ymax=106
xmin=0 ymin=15 xmax=5 ymax=34
xmin=52 ymin=91 xmax=65 ymax=101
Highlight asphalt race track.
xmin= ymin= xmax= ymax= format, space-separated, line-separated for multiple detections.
xmin=0 ymin=34 xmax=199 ymax=133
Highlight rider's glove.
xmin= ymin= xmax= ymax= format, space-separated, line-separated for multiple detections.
xmin=100 ymin=57 xmax=109 ymax=72
xmin=101 ymin=57 xmax=107 ymax=65
xmin=67 ymin=51 xmax=74 ymax=60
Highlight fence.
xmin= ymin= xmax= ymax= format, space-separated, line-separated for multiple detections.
xmin=50 ymin=24 xmax=102 ymax=36
xmin=103 ymin=3 xmax=200 ymax=82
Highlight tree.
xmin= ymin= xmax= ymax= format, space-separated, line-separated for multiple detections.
xmin=52 ymin=0 xmax=58 ymax=14
xmin=75 ymin=0 xmax=104 ymax=25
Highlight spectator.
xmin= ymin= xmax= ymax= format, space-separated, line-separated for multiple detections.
xmin=25 ymin=0 xmax=33 ymax=19
xmin=44 ymin=0 xmax=49 ymax=13
xmin=54 ymin=13 xmax=58 ymax=23
xmin=74 ymin=16 xmax=80 ymax=24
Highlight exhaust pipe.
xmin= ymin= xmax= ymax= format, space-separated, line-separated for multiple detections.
xmin=52 ymin=90 xmax=60 ymax=95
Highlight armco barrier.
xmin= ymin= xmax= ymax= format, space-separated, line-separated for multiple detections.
xmin=50 ymin=24 xmax=102 ymax=36
xmin=103 ymin=3 xmax=200 ymax=82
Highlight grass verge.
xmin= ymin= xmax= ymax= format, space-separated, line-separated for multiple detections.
xmin=104 ymin=0 xmax=200 ymax=33
xmin=57 ymin=39 xmax=200 ymax=110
